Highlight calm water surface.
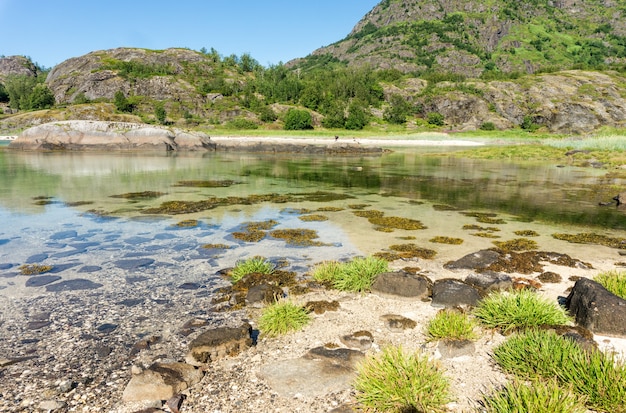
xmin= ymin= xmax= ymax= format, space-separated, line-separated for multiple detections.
xmin=0 ymin=146 xmax=625 ymax=297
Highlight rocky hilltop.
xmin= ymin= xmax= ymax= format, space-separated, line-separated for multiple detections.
xmin=303 ymin=0 xmax=626 ymax=75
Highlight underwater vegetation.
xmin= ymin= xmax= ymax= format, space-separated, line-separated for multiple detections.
xmin=269 ymin=228 xmax=329 ymax=247
xmin=352 ymin=209 xmax=426 ymax=232
xmin=552 ymin=232 xmax=626 ymax=249
xmin=110 ymin=191 xmax=166 ymax=199
xmin=493 ymin=238 xmax=539 ymax=251
xmin=430 ymin=236 xmax=464 ymax=245
xmin=173 ymin=219 xmax=199 ymax=228
xmin=173 ymin=180 xmax=239 ymax=188
xmin=232 ymin=220 xmax=278 ymax=243
xmin=299 ymin=214 xmax=329 ymax=222
xmin=462 ymin=211 xmax=507 ymax=224
xmin=19 ymin=264 xmax=53 ymax=275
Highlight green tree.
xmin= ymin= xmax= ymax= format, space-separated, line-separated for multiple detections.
xmin=345 ymin=101 xmax=369 ymax=130
xmin=427 ymin=112 xmax=445 ymax=126
xmin=383 ymin=94 xmax=411 ymax=124
xmin=114 ymin=90 xmax=134 ymax=113
xmin=27 ymin=84 xmax=55 ymax=110
xmin=0 ymin=83 xmax=8 ymax=103
xmin=321 ymin=102 xmax=346 ymax=128
xmin=4 ymin=75 xmax=37 ymax=110
xmin=155 ymin=102 xmax=167 ymax=124
xmin=284 ymin=108 xmax=313 ymax=130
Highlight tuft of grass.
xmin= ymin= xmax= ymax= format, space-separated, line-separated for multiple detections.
xmin=333 ymin=256 xmax=389 ymax=292
xmin=594 ymin=270 xmax=626 ymax=299
xmin=426 ymin=309 xmax=480 ymax=342
xmin=257 ymin=300 xmax=311 ymax=337
xmin=354 ymin=346 xmax=450 ymax=413
xmin=230 ymin=256 xmax=275 ymax=283
xmin=473 ymin=289 xmax=571 ymax=334
xmin=493 ymin=329 xmax=626 ymax=413
xmin=480 ymin=379 xmax=588 ymax=413
xmin=311 ymin=260 xmax=343 ymax=285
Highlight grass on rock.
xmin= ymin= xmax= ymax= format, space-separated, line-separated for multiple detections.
xmin=354 ymin=346 xmax=450 ymax=413
xmin=473 ymin=289 xmax=571 ymax=334
xmin=230 ymin=256 xmax=275 ymax=283
xmin=257 ymin=300 xmax=311 ymax=337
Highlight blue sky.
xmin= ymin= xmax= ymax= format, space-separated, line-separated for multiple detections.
xmin=0 ymin=0 xmax=381 ymax=69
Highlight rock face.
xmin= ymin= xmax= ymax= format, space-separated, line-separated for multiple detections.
xmin=0 ymin=55 xmax=39 ymax=82
xmin=565 ymin=278 xmax=626 ymax=338
xmin=8 ymin=120 xmax=211 ymax=151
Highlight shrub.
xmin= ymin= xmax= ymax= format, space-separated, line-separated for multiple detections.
xmin=258 ymin=300 xmax=311 ymax=337
xmin=493 ymin=329 xmax=626 ymax=413
xmin=594 ymin=270 xmax=626 ymax=299
xmin=480 ymin=121 xmax=496 ymax=131
xmin=473 ymin=289 xmax=571 ymax=334
xmin=283 ymin=108 xmax=313 ymax=130
xmin=427 ymin=112 xmax=445 ymax=126
xmin=154 ymin=102 xmax=167 ymax=124
xmin=230 ymin=256 xmax=275 ymax=283
xmin=426 ymin=309 xmax=480 ymax=341
xmin=480 ymin=379 xmax=588 ymax=413
xmin=354 ymin=346 xmax=450 ymax=412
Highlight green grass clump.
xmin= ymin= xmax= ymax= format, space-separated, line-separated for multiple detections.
xmin=426 ymin=309 xmax=480 ymax=342
xmin=230 ymin=256 xmax=275 ymax=283
xmin=473 ymin=290 xmax=571 ymax=334
xmin=480 ymin=379 xmax=587 ymax=413
xmin=333 ymin=256 xmax=389 ymax=292
xmin=311 ymin=256 xmax=388 ymax=292
xmin=257 ymin=300 xmax=311 ymax=337
xmin=594 ymin=270 xmax=626 ymax=299
xmin=493 ymin=329 xmax=626 ymax=413
xmin=354 ymin=346 xmax=450 ymax=413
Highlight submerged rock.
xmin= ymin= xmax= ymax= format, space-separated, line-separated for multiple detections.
xmin=122 ymin=362 xmax=203 ymax=402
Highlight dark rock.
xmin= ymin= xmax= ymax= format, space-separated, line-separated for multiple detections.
xmin=126 ymin=276 xmax=149 ymax=283
xmin=114 ymin=258 xmax=155 ymax=270
xmin=178 ymin=282 xmax=202 ymax=290
xmin=50 ymin=230 xmax=78 ymax=240
xmin=444 ymin=249 xmax=501 ymax=270
xmin=124 ymin=236 xmax=152 ymax=245
xmin=26 ymin=320 xmax=52 ymax=330
xmin=541 ymin=325 xmax=597 ymax=353
xmin=0 ymin=239 xmax=9 ymax=247
xmin=304 ymin=346 xmax=364 ymax=371
xmin=97 ymin=323 xmax=118 ymax=334
xmin=117 ymin=298 xmax=145 ymax=307
xmin=47 ymin=263 xmax=80 ymax=273
xmin=25 ymin=275 xmax=62 ymax=287
xmin=380 ymin=314 xmax=417 ymax=332
xmin=340 ymin=330 xmax=374 ymax=350
xmin=304 ymin=300 xmax=340 ymax=314
xmin=246 ymin=283 xmax=283 ymax=307
xmin=51 ymin=249 xmax=85 ymax=258
xmin=437 ymin=339 xmax=476 ymax=358
xmin=122 ymin=362 xmax=204 ymax=402
xmin=371 ymin=271 xmax=431 ymax=300
xmin=45 ymin=279 xmax=103 ymax=292
xmin=25 ymin=253 xmax=49 ymax=264
xmin=78 ymin=265 xmax=102 ymax=273
xmin=464 ymin=271 xmax=512 ymax=292
xmin=0 ymin=263 xmax=14 ymax=270
xmin=431 ymin=278 xmax=483 ymax=308
xmin=565 ymin=278 xmax=626 ymax=337
xmin=178 ymin=319 xmax=208 ymax=337
xmin=186 ymin=323 xmax=253 ymax=366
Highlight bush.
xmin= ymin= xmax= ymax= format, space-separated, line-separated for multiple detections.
xmin=230 ymin=256 xmax=275 ymax=283
xmin=480 ymin=379 xmax=588 ymax=413
xmin=426 ymin=309 xmax=480 ymax=341
xmin=154 ymin=102 xmax=167 ymax=124
xmin=383 ymin=94 xmax=410 ymax=124
xmin=427 ymin=112 xmax=445 ymax=126
xmin=493 ymin=329 xmax=626 ymax=413
xmin=283 ymin=108 xmax=313 ymax=130
xmin=258 ymin=300 xmax=311 ymax=337
xmin=473 ymin=289 xmax=571 ymax=334
xmin=594 ymin=270 xmax=626 ymax=299
xmin=354 ymin=346 xmax=450 ymax=412
xmin=114 ymin=90 xmax=134 ymax=113
xmin=480 ymin=121 xmax=496 ymax=131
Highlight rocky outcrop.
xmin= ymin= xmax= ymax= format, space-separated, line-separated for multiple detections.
xmin=0 ymin=55 xmax=39 ymax=82
xmin=8 ymin=120 xmax=211 ymax=151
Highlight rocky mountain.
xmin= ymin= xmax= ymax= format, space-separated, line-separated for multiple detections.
xmin=299 ymin=0 xmax=626 ymax=75
xmin=0 ymin=55 xmax=40 ymax=82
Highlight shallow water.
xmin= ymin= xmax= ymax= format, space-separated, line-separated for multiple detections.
xmin=1 ymin=148 xmax=624 ymax=296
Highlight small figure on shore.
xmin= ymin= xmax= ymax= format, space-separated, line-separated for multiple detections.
xmin=335 ymin=135 xmax=339 ymax=141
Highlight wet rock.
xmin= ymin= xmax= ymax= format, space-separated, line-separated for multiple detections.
xmin=25 ymin=253 xmax=49 ymax=264
xmin=380 ymin=314 xmax=417 ymax=332
xmin=114 ymin=258 xmax=155 ymax=270
xmin=565 ymin=277 xmax=626 ymax=337
xmin=117 ymin=298 xmax=145 ymax=307
xmin=96 ymin=323 xmax=118 ymax=334
xmin=464 ymin=271 xmax=512 ymax=293
xmin=186 ymin=323 xmax=253 ymax=366
xmin=371 ymin=271 xmax=431 ymax=300
xmin=246 ymin=283 xmax=283 ymax=307
xmin=78 ymin=265 xmax=102 ymax=273
xmin=437 ymin=339 xmax=476 ymax=358
xmin=122 ymin=362 xmax=204 ymax=402
xmin=45 ymin=279 xmax=103 ymax=292
xmin=178 ymin=282 xmax=202 ymax=290
xmin=538 ymin=271 xmax=562 ymax=283
xmin=259 ymin=347 xmax=364 ymax=398
xmin=340 ymin=330 xmax=374 ymax=350
xmin=50 ymin=230 xmax=78 ymax=240
xmin=26 ymin=320 xmax=52 ymax=330
xmin=444 ymin=249 xmax=501 ymax=270
xmin=431 ymin=279 xmax=482 ymax=308
xmin=25 ymin=275 xmax=62 ymax=287
xmin=47 ymin=263 xmax=80 ymax=273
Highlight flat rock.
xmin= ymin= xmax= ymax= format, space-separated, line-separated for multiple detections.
xmin=25 ymin=275 xmax=62 ymax=287
xmin=371 ymin=271 xmax=431 ymax=300
xmin=464 ymin=271 xmax=512 ymax=293
xmin=114 ymin=258 xmax=155 ymax=270
xmin=380 ymin=314 xmax=417 ymax=332
xmin=565 ymin=277 xmax=626 ymax=337
xmin=45 ymin=279 xmax=103 ymax=292
xmin=122 ymin=362 xmax=203 ymax=402
xmin=444 ymin=249 xmax=501 ymax=270
xmin=186 ymin=323 xmax=253 ymax=366
xmin=431 ymin=278 xmax=482 ymax=308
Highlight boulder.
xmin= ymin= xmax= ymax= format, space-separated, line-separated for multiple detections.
xmin=464 ymin=271 xmax=513 ymax=292
xmin=122 ymin=362 xmax=203 ymax=402
xmin=186 ymin=323 xmax=253 ymax=366
xmin=371 ymin=271 xmax=431 ymax=300
xmin=431 ymin=278 xmax=483 ymax=308
xmin=444 ymin=249 xmax=501 ymax=271
xmin=565 ymin=278 xmax=626 ymax=337
xmin=9 ymin=120 xmax=211 ymax=151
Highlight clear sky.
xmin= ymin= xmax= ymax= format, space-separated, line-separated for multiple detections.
xmin=0 ymin=0 xmax=381 ymax=69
